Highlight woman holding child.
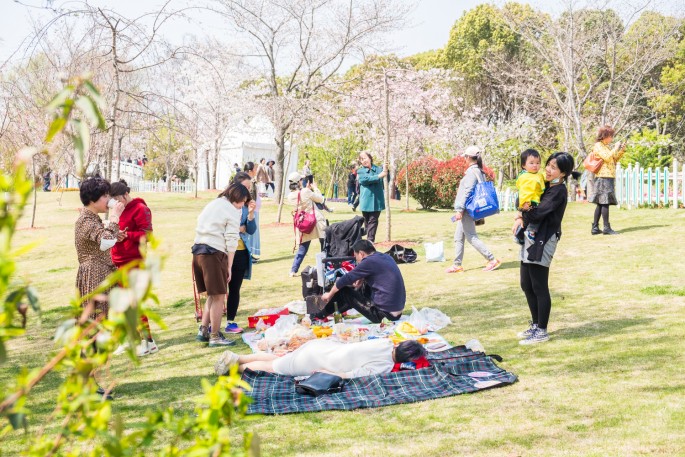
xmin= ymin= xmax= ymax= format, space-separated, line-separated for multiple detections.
xmin=513 ymin=152 xmax=577 ymax=345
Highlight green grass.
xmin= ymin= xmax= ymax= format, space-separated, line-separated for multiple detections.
xmin=3 ymin=191 xmax=685 ymax=456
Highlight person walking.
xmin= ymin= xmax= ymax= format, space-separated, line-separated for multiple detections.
xmin=266 ymin=160 xmax=276 ymax=195
xmin=223 ymin=172 xmax=258 ymax=334
xmin=287 ymin=171 xmax=327 ymax=277
xmin=347 ymin=163 xmax=358 ymax=206
xmin=109 ymin=179 xmax=159 ymax=357
xmin=447 ymin=146 xmax=501 ymax=274
xmin=590 ymin=126 xmax=625 ymax=235
xmin=356 ymin=151 xmax=386 ymax=243
xmin=512 ymin=152 xmax=577 ymax=345
xmin=192 ymin=183 xmax=249 ymax=347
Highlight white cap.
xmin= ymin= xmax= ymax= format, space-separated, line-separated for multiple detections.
xmin=463 ymin=145 xmax=481 ymax=157
xmin=287 ymin=171 xmax=303 ymax=183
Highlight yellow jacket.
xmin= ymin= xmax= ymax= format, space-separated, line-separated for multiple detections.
xmin=516 ymin=170 xmax=546 ymax=208
xmin=592 ymin=141 xmax=625 ymax=178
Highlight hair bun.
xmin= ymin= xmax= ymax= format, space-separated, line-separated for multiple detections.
xmin=119 ymin=179 xmax=127 ymax=185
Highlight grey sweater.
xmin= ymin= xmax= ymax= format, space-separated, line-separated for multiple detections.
xmin=453 ymin=164 xmax=485 ymax=212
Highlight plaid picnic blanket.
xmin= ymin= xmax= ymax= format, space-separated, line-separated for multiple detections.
xmin=243 ymin=345 xmax=517 ymax=414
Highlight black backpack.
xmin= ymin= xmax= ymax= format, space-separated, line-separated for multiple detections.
xmin=300 ymin=266 xmax=323 ymax=299
xmin=385 ymin=244 xmax=417 ymax=264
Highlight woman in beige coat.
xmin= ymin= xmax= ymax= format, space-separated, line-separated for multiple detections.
xmin=287 ymin=171 xmax=327 ymax=277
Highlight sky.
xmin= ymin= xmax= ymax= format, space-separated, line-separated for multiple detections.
xmin=0 ymin=0 xmax=680 ymax=66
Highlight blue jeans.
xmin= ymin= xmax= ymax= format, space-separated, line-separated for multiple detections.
xmin=347 ymin=185 xmax=357 ymax=204
xmin=291 ymin=239 xmax=324 ymax=273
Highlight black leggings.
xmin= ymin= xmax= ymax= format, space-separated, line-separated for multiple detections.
xmin=593 ymin=204 xmax=610 ymax=226
xmin=520 ymin=262 xmax=551 ymax=330
xmin=227 ymin=249 xmax=249 ymax=321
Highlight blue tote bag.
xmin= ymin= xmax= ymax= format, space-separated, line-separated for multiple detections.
xmin=465 ymin=173 xmax=500 ymax=219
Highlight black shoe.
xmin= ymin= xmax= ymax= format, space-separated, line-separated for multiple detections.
xmin=603 ymin=225 xmax=619 ymax=235
xmin=591 ymin=223 xmax=601 ymax=235
xmin=96 ymin=386 xmax=114 ymax=400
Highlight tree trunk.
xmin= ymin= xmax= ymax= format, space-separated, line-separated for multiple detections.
xmin=31 ymin=156 xmax=37 ymax=229
xmin=404 ymin=147 xmax=410 ymax=210
xmin=115 ymin=132 xmax=124 ymax=181
xmin=383 ymin=70 xmax=391 ymax=242
xmin=105 ymin=23 xmax=121 ymax=182
xmin=276 ymin=131 xmax=293 ymax=224
xmin=204 ymin=147 xmax=210 ymax=191
xmin=274 ymin=126 xmax=288 ymax=222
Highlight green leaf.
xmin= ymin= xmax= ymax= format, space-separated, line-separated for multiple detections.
xmin=84 ymin=80 xmax=105 ymax=107
xmin=75 ymin=95 xmax=106 ymax=130
xmin=45 ymin=117 xmax=67 ymax=143
xmin=7 ymin=412 xmax=27 ymax=431
xmin=26 ymin=286 xmax=39 ymax=312
xmin=78 ymin=118 xmax=91 ymax=160
xmin=0 ymin=340 xmax=6 ymax=364
xmin=44 ymin=87 xmax=73 ymax=111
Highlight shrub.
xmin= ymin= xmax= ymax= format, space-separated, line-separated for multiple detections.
xmin=396 ymin=157 xmax=440 ymax=209
xmin=433 ymin=157 xmax=496 ymax=208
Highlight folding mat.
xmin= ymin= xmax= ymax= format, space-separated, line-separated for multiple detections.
xmin=243 ymin=345 xmax=517 ymax=415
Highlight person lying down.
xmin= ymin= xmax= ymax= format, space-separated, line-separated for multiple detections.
xmin=215 ymin=339 xmax=426 ymax=379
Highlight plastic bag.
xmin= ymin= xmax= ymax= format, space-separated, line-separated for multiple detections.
xmin=263 ymin=314 xmax=298 ymax=345
xmin=418 ymin=307 xmax=451 ymax=332
xmin=424 ymin=241 xmax=444 ymax=262
xmin=408 ymin=306 xmax=429 ymax=334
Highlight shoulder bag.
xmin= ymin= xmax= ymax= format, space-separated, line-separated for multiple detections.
xmin=293 ymin=191 xmax=317 ymax=234
xmin=295 ymin=372 xmax=345 ymax=396
xmin=583 ymin=152 xmax=603 ymax=174
xmin=464 ymin=170 xmax=500 ymax=219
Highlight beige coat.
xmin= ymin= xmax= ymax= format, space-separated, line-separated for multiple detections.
xmin=593 ymin=141 xmax=625 ymax=178
xmin=287 ymin=187 xmax=327 ymax=243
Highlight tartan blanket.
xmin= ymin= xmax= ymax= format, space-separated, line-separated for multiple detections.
xmin=243 ymin=345 xmax=517 ymax=415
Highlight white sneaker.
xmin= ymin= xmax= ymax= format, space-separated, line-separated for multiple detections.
xmin=136 ymin=340 xmax=150 ymax=357
xmin=113 ymin=342 xmax=129 ymax=356
xmin=215 ymin=350 xmax=240 ymax=376
xmin=146 ymin=339 xmax=159 ymax=354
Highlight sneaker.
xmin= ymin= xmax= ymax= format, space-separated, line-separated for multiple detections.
xmin=215 ymin=350 xmax=241 ymax=376
xmin=136 ymin=340 xmax=150 ymax=357
xmin=113 ymin=342 xmax=129 ymax=356
xmin=525 ymin=231 xmax=536 ymax=242
xmin=483 ymin=259 xmax=502 ymax=272
xmin=519 ymin=328 xmax=549 ymax=345
xmin=445 ymin=265 xmax=464 ymax=274
xmin=289 ymin=271 xmax=299 ymax=278
xmin=96 ymin=386 xmax=115 ymax=401
xmin=196 ymin=324 xmax=209 ymax=343
xmin=208 ymin=332 xmax=236 ymax=348
xmin=517 ymin=321 xmax=538 ymax=339
xmin=225 ymin=322 xmax=244 ymax=334
xmin=146 ymin=339 xmax=159 ymax=354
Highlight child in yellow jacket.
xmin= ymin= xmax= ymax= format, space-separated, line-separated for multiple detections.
xmin=516 ymin=149 xmax=546 ymax=242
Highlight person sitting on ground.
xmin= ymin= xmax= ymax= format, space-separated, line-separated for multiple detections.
xmin=317 ymin=239 xmax=406 ymax=323
xmin=214 ymin=339 xmax=426 ymax=378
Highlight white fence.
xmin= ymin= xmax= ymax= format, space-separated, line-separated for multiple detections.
xmin=616 ymin=160 xmax=685 ymax=209
xmin=132 ymin=179 xmax=196 ymax=194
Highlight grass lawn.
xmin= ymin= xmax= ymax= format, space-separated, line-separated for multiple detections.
xmin=3 ymin=190 xmax=685 ymax=456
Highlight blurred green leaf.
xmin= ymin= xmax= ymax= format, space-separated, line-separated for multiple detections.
xmin=44 ymin=87 xmax=73 ymax=111
xmin=45 ymin=118 xmax=67 ymax=143
xmin=75 ymin=95 xmax=106 ymax=130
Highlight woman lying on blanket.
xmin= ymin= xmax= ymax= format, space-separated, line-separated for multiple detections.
xmin=215 ymin=339 xmax=426 ymax=379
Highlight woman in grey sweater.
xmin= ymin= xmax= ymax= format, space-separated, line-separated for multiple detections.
xmin=446 ymin=146 xmax=501 ymax=273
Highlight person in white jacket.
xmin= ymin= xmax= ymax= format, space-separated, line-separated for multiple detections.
xmin=193 ymin=183 xmax=250 ymax=347
xmin=214 ymin=339 xmax=426 ymax=379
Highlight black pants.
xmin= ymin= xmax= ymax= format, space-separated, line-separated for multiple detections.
xmin=362 ymin=211 xmax=380 ymax=243
xmin=316 ymin=285 xmax=400 ymax=324
xmin=520 ymin=262 xmax=551 ymax=330
xmin=266 ymin=182 xmax=275 ymax=193
xmin=593 ymin=204 xmax=610 ymax=226
xmin=227 ymin=249 xmax=249 ymax=321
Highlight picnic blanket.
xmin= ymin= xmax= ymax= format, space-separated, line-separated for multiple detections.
xmin=243 ymin=345 xmax=517 ymax=414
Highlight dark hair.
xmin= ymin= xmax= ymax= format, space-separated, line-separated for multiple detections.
xmin=394 ymin=340 xmax=426 ymax=363
xmin=244 ymin=161 xmax=255 ymax=172
xmin=303 ymin=175 xmax=314 ymax=186
xmin=110 ymin=179 xmax=130 ymax=197
xmin=289 ymin=181 xmax=300 ymax=191
xmin=260 ymin=158 xmax=265 ymax=163
xmin=233 ymin=171 xmax=252 ymax=184
xmin=359 ymin=151 xmax=373 ymax=166
xmin=79 ymin=177 xmax=111 ymax=206
xmin=350 ymin=163 xmax=357 ymax=170
xmin=546 ymin=152 xmax=577 ymax=182
xmin=520 ymin=149 xmax=541 ymax=168
xmin=267 ymin=160 xmax=275 ymax=166
xmin=597 ymin=125 xmax=615 ymax=142
xmin=218 ymin=183 xmax=250 ymax=203
xmin=352 ymin=239 xmax=376 ymax=255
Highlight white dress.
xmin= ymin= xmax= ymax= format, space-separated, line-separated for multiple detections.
xmin=272 ymin=338 xmax=394 ymax=378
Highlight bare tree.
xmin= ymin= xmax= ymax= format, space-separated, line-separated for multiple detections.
xmin=212 ymin=0 xmax=411 ymax=205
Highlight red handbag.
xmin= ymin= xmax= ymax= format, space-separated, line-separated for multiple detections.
xmin=583 ymin=152 xmax=604 ymax=174
xmin=293 ymin=191 xmax=317 ymax=234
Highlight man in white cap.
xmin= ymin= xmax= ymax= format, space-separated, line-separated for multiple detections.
xmin=286 ymin=170 xmax=328 ymax=277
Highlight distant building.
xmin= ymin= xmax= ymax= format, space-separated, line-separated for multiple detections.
xmin=197 ymin=115 xmax=299 ymax=191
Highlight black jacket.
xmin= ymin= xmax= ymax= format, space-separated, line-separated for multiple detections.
xmin=324 ymin=216 xmax=365 ymax=257
xmin=523 ymin=183 xmax=568 ymax=262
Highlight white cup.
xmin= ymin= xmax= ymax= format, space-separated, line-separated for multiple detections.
xmin=107 ymin=198 xmax=117 ymax=209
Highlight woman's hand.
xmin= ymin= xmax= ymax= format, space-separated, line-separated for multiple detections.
xmin=453 ymin=211 xmax=463 ymax=222
xmin=239 ymin=225 xmax=247 ymax=233
xmin=111 ymin=201 xmax=125 ymax=218
xmin=247 ymin=200 xmax=257 ymax=214
xmin=378 ymin=165 xmax=388 ymax=179
xmin=116 ymin=227 xmax=128 ymax=242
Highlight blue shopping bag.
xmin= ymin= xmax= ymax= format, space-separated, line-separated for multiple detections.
xmin=465 ymin=178 xmax=500 ymax=219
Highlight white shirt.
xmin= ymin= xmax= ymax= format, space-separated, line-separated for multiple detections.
xmin=272 ymin=338 xmax=395 ymax=378
xmin=193 ymin=198 xmax=241 ymax=253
